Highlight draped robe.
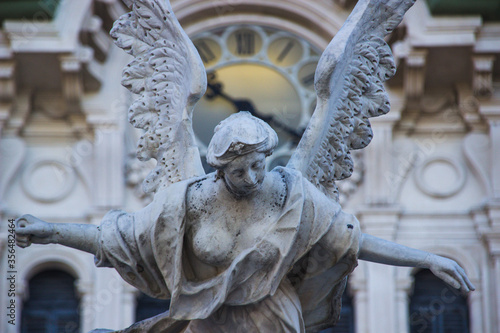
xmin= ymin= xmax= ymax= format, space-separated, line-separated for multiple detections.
xmin=95 ymin=167 xmax=360 ymax=332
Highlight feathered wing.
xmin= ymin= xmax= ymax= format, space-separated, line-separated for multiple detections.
xmin=112 ymin=0 xmax=206 ymax=193
xmin=287 ymin=0 xmax=415 ymax=201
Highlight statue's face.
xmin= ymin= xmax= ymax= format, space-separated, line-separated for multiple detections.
xmin=223 ymin=151 xmax=267 ymax=197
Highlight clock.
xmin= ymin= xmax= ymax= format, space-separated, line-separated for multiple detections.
xmin=191 ymin=25 xmax=321 ymax=171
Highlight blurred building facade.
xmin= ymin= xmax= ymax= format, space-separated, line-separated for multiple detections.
xmin=0 ymin=0 xmax=499 ymax=332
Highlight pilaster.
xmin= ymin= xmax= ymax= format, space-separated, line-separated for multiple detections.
xmin=474 ymin=200 xmax=500 ymax=333
xmin=395 ymin=274 xmax=412 ymax=333
xmin=363 ymin=91 xmax=403 ymax=206
xmin=76 ymin=280 xmax=95 ymax=333
xmin=349 ymin=269 xmax=369 ymax=333
xmin=356 ymin=206 xmax=401 ymax=333
xmin=357 ymin=91 xmax=403 ymax=332
xmin=479 ymin=104 xmax=500 ymax=200
xmin=87 ymin=115 xmax=125 ymax=210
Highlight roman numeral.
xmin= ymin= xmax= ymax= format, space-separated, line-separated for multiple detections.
xmin=196 ymin=41 xmax=216 ymax=64
xmin=236 ymin=32 xmax=255 ymax=55
xmin=277 ymin=41 xmax=295 ymax=62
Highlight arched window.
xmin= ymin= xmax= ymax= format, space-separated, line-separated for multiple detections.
xmin=409 ymin=269 xmax=469 ymax=333
xmin=135 ymin=292 xmax=170 ymax=322
xmin=321 ymin=289 xmax=355 ymax=333
xmin=21 ymin=269 xmax=80 ymax=333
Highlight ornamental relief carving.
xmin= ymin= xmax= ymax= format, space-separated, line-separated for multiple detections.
xmin=413 ymin=156 xmax=466 ymax=199
xmin=21 ymin=159 xmax=77 ymax=203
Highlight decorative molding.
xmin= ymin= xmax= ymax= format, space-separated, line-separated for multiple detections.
xmin=75 ymin=280 xmax=94 ymax=298
xmin=458 ymin=95 xmax=488 ymax=132
xmin=463 ymin=133 xmax=492 ymax=196
xmin=21 ymin=159 xmax=77 ymax=203
xmin=0 ymin=57 xmax=15 ymax=134
xmin=80 ymin=15 xmax=113 ymax=63
xmin=174 ymin=0 xmax=348 ymax=49
xmin=414 ymin=156 xmax=466 ymax=199
xmin=474 ymin=24 xmax=500 ymax=54
xmin=2 ymin=0 xmax=93 ymax=53
xmin=404 ymin=49 xmax=427 ymax=106
xmin=405 ymin=0 xmax=482 ymax=48
xmin=0 ymin=137 xmax=26 ymax=200
xmin=0 ymin=59 xmax=15 ymax=103
xmin=479 ymin=105 xmax=500 ymax=200
xmin=472 ymin=55 xmax=495 ymax=98
xmin=60 ymin=53 xmax=84 ymax=112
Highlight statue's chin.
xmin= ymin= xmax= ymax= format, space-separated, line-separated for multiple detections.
xmin=225 ymin=180 xmax=263 ymax=198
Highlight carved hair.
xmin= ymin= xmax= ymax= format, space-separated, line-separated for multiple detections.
xmin=207 ymin=111 xmax=278 ymax=170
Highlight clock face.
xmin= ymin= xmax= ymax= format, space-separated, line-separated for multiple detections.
xmin=191 ymin=25 xmax=321 ymax=170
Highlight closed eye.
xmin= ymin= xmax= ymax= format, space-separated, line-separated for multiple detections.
xmin=232 ymin=170 xmax=244 ymax=177
xmin=252 ymin=162 xmax=262 ymax=169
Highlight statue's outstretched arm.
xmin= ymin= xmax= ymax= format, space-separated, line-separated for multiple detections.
xmin=359 ymin=233 xmax=475 ymax=293
xmin=15 ymin=214 xmax=99 ymax=255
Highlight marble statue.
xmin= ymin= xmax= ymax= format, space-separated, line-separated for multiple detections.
xmin=15 ymin=0 xmax=475 ymax=332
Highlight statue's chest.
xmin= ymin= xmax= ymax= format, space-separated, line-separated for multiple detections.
xmin=188 ymin=198 xmax=283 ymax=268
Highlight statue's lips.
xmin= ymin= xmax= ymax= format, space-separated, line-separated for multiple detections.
xmin=241 ymin=182 xmax=262 ymax=193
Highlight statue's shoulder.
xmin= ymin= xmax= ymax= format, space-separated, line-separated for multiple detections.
xmin=185 ymin=173 xmax=220 ymax=214
xmin=271 ymin=166 xmax=305 ymax=188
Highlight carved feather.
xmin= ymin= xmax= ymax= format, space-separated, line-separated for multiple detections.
xmin=287 ymin=0 xmax=415 ymax=201
xmin=111 ymin=0 xmax=206 ymax=193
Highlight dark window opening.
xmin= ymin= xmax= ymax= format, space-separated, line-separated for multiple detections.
xmin=321 ymin=289 xmax=355 ymax=333
xmin=21 ymin=269 xmax=80 ymax=333
xmin=409 ymin=269 xmax=469 ymax=333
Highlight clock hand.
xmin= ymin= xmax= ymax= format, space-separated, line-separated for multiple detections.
xmin=206 ymin=73 xmax=304 ymax=141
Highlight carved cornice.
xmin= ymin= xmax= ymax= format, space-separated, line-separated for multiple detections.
xmin=405 ymin=0 xmax=482 ymax=48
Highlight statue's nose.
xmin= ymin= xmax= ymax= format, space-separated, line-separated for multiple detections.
xmin=244 ymin=170 xmax=257 ymax=185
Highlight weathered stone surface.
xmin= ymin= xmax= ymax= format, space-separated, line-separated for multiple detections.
xmin=15 ymin=0 xmax=475 ymax=332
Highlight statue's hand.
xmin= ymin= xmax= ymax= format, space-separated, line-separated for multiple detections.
xmin=427 ymin=254 xmax=475 ymax=293
xmin=15 ymin=214 xmax=55 ymax=248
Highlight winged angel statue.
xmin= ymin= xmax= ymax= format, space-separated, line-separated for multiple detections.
xmin=16 ymin=0 xmax=475 ymax=332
